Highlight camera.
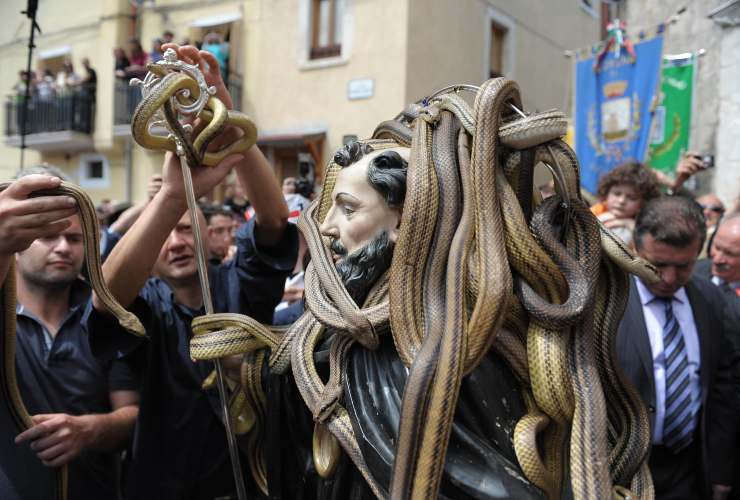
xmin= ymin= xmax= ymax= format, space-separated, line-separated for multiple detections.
xmin=691 ymin=153 xmax=714 ymax=169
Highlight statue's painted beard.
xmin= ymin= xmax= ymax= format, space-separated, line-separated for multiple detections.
xmin=331 ymin=231 xmax=394 ymax=305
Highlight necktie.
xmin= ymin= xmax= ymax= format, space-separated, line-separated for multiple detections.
xmin=661 ymin=297 xmax=694 ymax=453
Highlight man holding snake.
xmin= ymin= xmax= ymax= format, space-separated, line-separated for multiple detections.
xmin=85 ymin=45 xmax=297 ymax=500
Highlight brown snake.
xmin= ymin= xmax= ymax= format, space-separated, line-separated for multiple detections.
xmin=187 ymin=79 xmax=658 ymax=499
xmin=0 ymin=181 xmax=146 ymax=500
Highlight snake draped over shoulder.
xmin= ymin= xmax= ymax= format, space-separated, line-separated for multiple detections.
xmin=0 ymin=181 xmax=145 ymax=500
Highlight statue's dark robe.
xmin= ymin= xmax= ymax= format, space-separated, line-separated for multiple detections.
xmin=262 ymin=333 xmax=545 ymax=499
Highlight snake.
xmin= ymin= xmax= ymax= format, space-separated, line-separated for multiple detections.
xmin=184 ymin=79 xmax=659 ymax=500
xmin=0 ymin=181 xmax=146 ymax=500
xmin=131 ymin=64 xmax=257 ymax=167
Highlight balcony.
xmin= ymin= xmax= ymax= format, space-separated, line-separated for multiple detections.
xmin=113 ymin=71 xmax=243 ymax=134
xmin=4 ymin=93 xmax=95 ymax=152
xmin=113 ymin=80 xmax=141 ymax=131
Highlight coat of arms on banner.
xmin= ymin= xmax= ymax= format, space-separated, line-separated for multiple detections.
xmin=574 ymin=22 xmax=664 ymax=193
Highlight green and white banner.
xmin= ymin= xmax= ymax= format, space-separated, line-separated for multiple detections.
xmin=648 ymin=54 xmax=694 ymax=173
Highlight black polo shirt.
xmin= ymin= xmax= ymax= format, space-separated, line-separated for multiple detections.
xmin=15 ymin=279 xmax=138 ymax=500
xmin=84 ymin=219 xmax=297 ymax=500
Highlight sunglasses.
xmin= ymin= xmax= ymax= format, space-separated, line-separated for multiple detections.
xmin=699 ymin=204 xmax=725 ymax=214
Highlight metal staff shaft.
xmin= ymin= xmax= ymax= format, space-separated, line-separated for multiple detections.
xmin=179 ymin=158 xmax=248 ymax=500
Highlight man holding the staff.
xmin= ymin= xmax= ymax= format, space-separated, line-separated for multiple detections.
xmin=84 ymin=46 xmax=297 ymax=499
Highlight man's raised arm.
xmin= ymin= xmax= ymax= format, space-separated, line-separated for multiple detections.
xmin=235 ymin=146 xmax=290 ymax=246
xmin=93 ymin=152 xmax=242 ymax=311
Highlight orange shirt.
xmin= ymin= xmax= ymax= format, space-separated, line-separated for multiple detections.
xmin=590 ymin=201 xmax=607 ymax=216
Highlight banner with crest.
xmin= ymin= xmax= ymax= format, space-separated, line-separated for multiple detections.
xmin=648 ymin=54 xmax=694 ymax=174
xmin=574 ymin=22 xmax=664 ymax=193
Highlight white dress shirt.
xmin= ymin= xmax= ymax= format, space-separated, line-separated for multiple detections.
xmin=711 ymin=275 xmax=740 ymax=293
xmin=635 ymin=279 xmax=702 ymax=444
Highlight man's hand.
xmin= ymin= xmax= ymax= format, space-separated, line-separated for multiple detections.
xmin=602 ymin=217 xmax=635 ymax=231
xmin=673 ymin=151 xmax=705 ymax=190
xmin=161 ymin=44 xmax=231 ymax=109
xmin=222 ymin=354 xmax=243 ymax=384
xmin=677 ymin=151 xmax=705 ymax=177
xmin=161 ymin=44 xmax=242 ymax=151
xmin=15 ymin=413 xmax=95 ymax=467
xmin=153 ymin=45 xmax=244 ymax=204
xmin=0 ymin=175 xmax=77 ymax=256
xmin=224 ymin=244 xmax=237 ymax=263
xmin=282 ymin=285 xmax=304 ymax=303
xmin=159 ymin=151 xmax=244 ymax=205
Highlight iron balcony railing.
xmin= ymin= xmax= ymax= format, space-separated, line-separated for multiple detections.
xmin=5 ymin=92 xmax=95 ymax=136
xmin=114 ymin=79 xmax=141 ymax=126
xmin=114 ymin=71 xmax=243 ymax=126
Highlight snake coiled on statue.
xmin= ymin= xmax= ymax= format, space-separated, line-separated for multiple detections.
xmin=189 ymin=78 xmax=659 ymax=499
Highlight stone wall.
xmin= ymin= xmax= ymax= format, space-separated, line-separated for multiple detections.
xmin=624 ymin=0 xmax=738 ymax=204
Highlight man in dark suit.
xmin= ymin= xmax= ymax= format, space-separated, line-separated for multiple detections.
xmin=616 ymin=196 xmax=739 ymax=500
xmin=694 ymin=212 xmax=740 ymax=499
xmin=694 ymin=212 xmax=740 ymax=327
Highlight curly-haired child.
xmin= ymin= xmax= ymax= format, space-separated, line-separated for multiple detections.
xmin=591 ymin=161 xmax=662 ymax=246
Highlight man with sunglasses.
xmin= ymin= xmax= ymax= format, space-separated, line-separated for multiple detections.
xmin=696 ymin=193 xmax=726 ymax=258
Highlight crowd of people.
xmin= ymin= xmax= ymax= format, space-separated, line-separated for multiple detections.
xmin=10 ymin=58 xmax=96 ymax=102
xmin=9 ymin=29 xmax=229 ymax=101
xmin=0 ymin=45 xmax=739 ymax=500
xmin=115 ymin=30 xmax=229 ymax=81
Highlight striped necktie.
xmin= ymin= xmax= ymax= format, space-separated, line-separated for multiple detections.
xmin=661 ymin=297 xmax=695 ymax=453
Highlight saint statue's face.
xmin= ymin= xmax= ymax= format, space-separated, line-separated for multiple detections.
xmin=320 ymin=148 xmax=408 ymax=257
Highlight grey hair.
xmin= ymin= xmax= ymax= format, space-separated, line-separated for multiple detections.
xmin=14 ymin=163 xmax=70 ymax=181
xmin=634 ymin=195 xmax=707 ymax=252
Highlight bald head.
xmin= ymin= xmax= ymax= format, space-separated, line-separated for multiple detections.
xmin=711 ymin=213 xmax=740 ymax=283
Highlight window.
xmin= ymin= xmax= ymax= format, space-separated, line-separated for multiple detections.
xmin=310 ymin=0 xmax=342 ymax=59
xmin=489 ymin=23 xmax=507 ymax=78
xmin=87 ymin=160 xmax=104 ymax=179
xmin=485 ymin=7 xmax=515 ymax=81
xmin=78 ymin=153 xmax=110 ymax=189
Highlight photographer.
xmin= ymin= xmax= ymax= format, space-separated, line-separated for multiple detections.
xmin=655 ymin=150 xmax=714 ymax=194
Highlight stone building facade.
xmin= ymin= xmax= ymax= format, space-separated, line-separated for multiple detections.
xmin=0 ymin=0 xmax=600 ymax=203
xmin=622 ymin=0 xmax=740 ymax=205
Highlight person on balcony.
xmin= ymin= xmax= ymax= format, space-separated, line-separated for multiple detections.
xmin=36 ymin=70 xmax=55 ymax=101
xmin=124 ymin=39 xmax=148 ymax=80
xmin=11 ymin=70 xmax=34 ymax=102
xmin=201 ymin=31 xmax=229 ymax=81
xmin=150 ymin=38 xmax=164 ymax=63
xmin=55 ymin=59 xmax=80 ymax=96
xmin=80 ymin=58 xmax=97 ymax=100
xmin=113 ymin=48 xmax=130 ymax=80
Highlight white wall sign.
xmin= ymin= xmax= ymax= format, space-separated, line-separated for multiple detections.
xmin=347 ymin=78 xmax=374 ymax=100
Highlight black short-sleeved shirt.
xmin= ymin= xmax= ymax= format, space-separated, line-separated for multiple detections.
xmin=15 ymin=279 xmax=138 ymax=500
xmin=84 ymin=219 xmax=297 ymax=500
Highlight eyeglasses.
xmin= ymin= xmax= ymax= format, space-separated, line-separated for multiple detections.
xmin=699 ymin=204 xmax=725 ymax=214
